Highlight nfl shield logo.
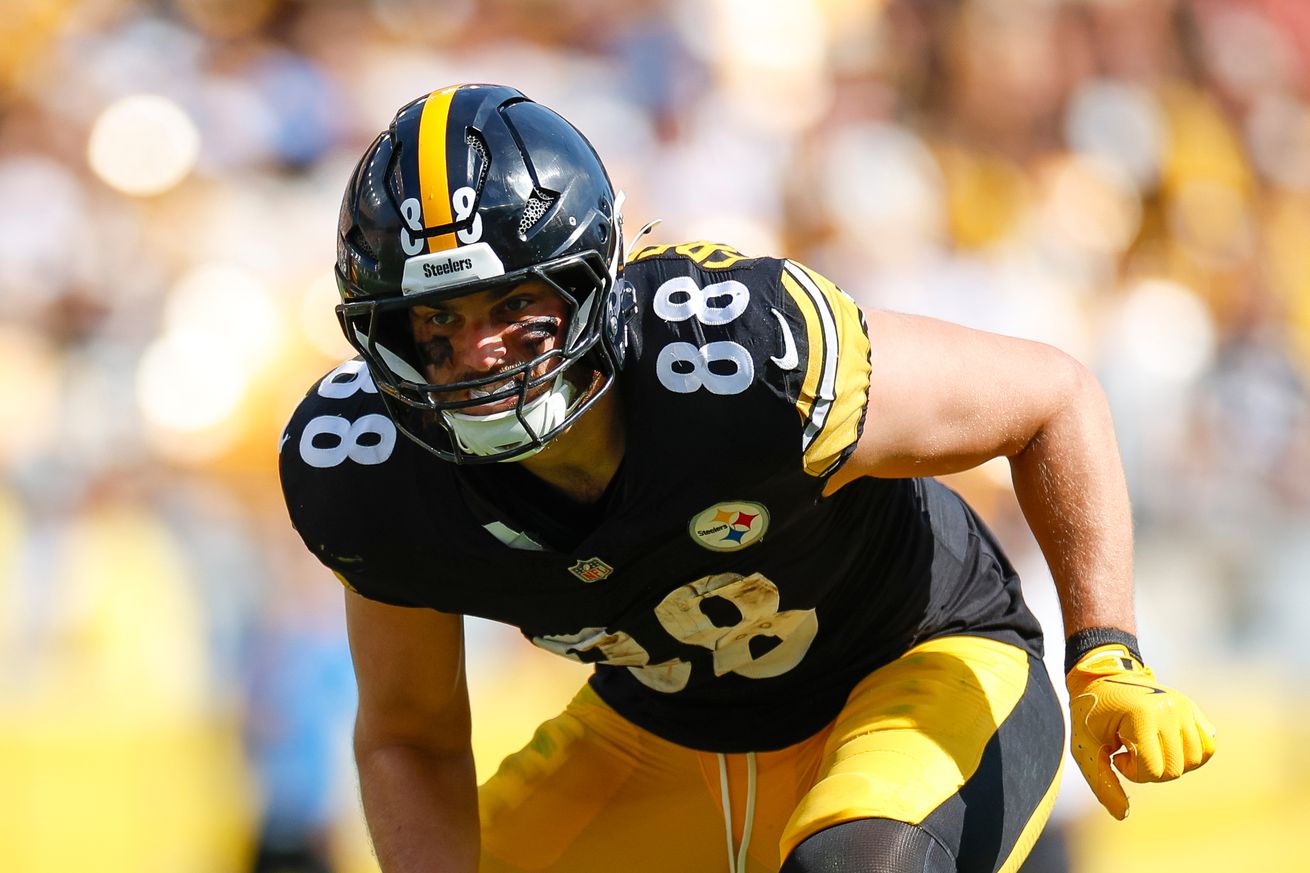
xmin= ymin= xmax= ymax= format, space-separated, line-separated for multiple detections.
xmin=568 ymin=557 xmax=614 ymax=583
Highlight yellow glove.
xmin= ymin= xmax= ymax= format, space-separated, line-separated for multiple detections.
xmin=1066 ymin=643 xmax=1217 ymax=820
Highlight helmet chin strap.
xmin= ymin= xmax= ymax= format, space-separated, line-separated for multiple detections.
xmin=441 ymin=372 xmax=580 ymax=461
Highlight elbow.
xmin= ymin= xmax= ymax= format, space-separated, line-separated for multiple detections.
xmin=353 ymin=707 xmax=472 ymax=765
xmin=1013 ymin=351 xmax=1108 ymax=459
xmin=1054 ymin=353 xmax=1107 ymax=414
xmin=354 ymin=730 xmax=474 ymax=778
xmin=1065 ymin=354 xmax=1111 ymax=422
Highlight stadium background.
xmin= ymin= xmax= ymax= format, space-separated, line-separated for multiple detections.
xmin=1 ymin=0 xmax=1307 ymax=870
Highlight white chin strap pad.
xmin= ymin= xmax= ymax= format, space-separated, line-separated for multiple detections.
xmin=441 ymin=374 xmax=579 ymax=460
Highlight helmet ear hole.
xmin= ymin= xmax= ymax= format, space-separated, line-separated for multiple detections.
xmin=346 ymin=225 xmax=378 ymax=263
xmin=519 ymin=189 xmax=558 ymax=237
xmin=464 ymin=129 xmax=490 ymax=192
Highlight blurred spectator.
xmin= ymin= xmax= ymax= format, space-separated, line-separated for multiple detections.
xmin=242 ymin=563 xmax=355 ymax=873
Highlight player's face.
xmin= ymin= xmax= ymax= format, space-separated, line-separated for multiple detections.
xmin=407 ymin=280 xmax=570 ymax=414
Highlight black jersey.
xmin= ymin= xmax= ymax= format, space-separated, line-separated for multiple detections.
xmin=279 ymin=242 xmax=1044 ymax=752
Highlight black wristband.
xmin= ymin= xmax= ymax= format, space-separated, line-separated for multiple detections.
xmin=1064 ymin=627 xmax=1143 ymax=675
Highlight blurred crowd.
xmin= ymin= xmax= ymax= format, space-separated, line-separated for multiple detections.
xmin=1 ymin=1 xmax=1307 ymax=871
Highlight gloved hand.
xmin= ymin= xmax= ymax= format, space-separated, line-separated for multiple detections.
xmin=1066 ymin=643 xmax=1217 ymax=820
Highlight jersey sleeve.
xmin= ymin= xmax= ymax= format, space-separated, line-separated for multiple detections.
xmin=623 ymin=242 xmax=872 ymax=481
xmin=775 ymin=259 xmax=872 ymax=478
xmin=277 ymin=359 xmax=427 ymax=608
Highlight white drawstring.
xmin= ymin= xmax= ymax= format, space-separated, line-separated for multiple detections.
xmin=739 ymin=752 xmax=756 ymax=873
xmin=717 ymin=754 xmax=734 ymax=872
xmin=716 ymin=751 xmax=758 ymax=873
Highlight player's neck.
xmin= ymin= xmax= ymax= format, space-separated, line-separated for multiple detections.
xmin=517 ymin=387 xmax=625 ymax=504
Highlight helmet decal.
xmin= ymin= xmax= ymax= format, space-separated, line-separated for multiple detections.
xmin=399 ymin=197 xmax=424 ymax=256
xmin=452 ymin=186 xmax=482 ymax=244
xmin=401 ymin=242 xmax=505 ymax=295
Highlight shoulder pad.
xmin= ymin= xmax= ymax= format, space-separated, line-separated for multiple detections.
xmin=280 ymin=359 xmax=398 ymax=471
xmin=279 ymin=360 xmax=412 ymax=561
xmin=627 ymin=240 xmax=766 ymax=271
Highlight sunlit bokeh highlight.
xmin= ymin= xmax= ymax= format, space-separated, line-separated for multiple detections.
xmin=1042 ymin=154 xmax=1143 ymax=256
xmin=0 ymin=327 xmax=59 ymax=466
xmin=299 ymin=271 xmax=354 ymax=361
xmin=1112 ymin=278 xmax=1217 ymax=385
xmin=136 ymin=263 xmax=279 ymax=459
xmin=701 ymin=0 xmax=832 ymax=133
xmin=88 ymin=95 xmax=200 ymax=197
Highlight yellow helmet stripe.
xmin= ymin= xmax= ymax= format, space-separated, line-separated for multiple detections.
xmin=417 ymin=86 xmax=458 ymax=253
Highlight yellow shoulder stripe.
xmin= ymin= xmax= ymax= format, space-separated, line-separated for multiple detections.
xmin=781 ymin=262 xmax=871 ymax=477
xmin=332 ymin=570 xmax=358 ymax=593
xmin=780 ymin=270 xmax=825 ymax=426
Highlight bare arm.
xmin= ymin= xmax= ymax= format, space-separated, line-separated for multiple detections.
xmin=345 ymin=589 xmax=479 ymax=873
xmin=825 ymin=309 xmax=1134 ymax=638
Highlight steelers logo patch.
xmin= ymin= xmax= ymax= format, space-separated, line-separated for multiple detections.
xmin=688 ymin=501 xmax=770 ymax=552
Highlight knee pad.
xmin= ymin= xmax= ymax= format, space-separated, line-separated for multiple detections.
xmin=780 ymin=818 xmax=954 ymax=873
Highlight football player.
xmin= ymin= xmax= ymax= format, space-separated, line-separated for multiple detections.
xmin=279 ymin=84 xmax=1216 ymax=873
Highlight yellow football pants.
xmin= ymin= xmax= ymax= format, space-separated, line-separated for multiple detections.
xmin=478 ymin=635 xmax=1063 ymax=873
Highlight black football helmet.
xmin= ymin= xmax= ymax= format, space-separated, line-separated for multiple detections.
xmin=335 ymin=84 xmax=631 ymax=463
